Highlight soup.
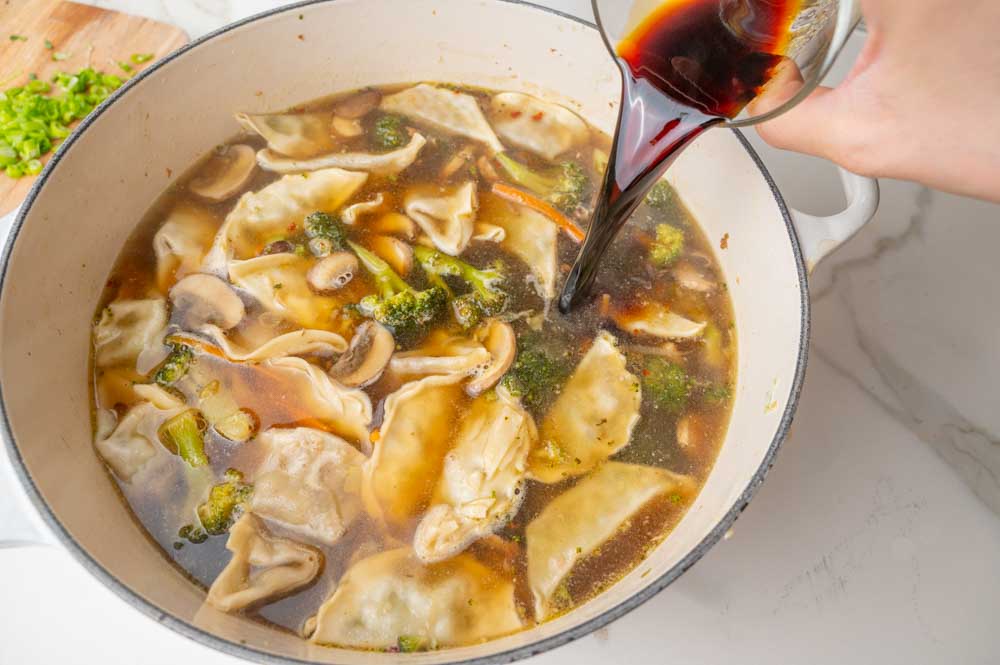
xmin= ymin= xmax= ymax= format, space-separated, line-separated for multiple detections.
xmin=90 ymin=83 xmax=736 ymax=652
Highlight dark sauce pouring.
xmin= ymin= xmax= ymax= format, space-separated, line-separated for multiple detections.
xmin=559 ymin=0 xmax=801 ymax=312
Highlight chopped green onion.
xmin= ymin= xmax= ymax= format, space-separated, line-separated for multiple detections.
xmin=117 ymin=61 xmax=133 ymax=74
xmin=130 ymin=52 xmax=154 ymax=64
xmin=44 ymin=39 xmax=53 ymax=50
xmin=52 ymin=52 xmax=71 ymax=62
xmin=9 ymin=35 xmax=27 ymax=42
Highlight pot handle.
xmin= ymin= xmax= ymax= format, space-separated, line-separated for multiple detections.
xmin=788 ymin=168 xmax=880 ymax=271
xmin=0 ymin=205 xmax=56 ymax=548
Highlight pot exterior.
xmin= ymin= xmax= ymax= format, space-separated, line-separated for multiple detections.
xmin=0 ymin=1 xmax=807 ymax=663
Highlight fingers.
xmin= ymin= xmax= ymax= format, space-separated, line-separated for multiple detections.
xmin=754 ymin=85 xmax=846 ymax=161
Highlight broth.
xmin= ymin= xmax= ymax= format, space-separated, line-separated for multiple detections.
xmin=90 ymin=82 xmax=736 ymax=651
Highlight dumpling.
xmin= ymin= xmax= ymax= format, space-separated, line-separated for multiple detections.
xmin=207 ymin=513 xmax=322 ymax=612
xmin=93 ymin=299 xmax=169 ymax=370
xmin=388 ymin=329 xmax=492 ymax=378
xmin=614 ymin=302 xmax=707 ymax=340
xmin=250 ymin=427 xmax=367 ymax=546
xmin=381 ymin=84 xmax=504 ymax=153
xmin=257 ymin=133 xmax=427 ymax=176
xmin=413 ymin=388 xmax=535 ymax=563
xmin=528 ymin=332 xmax=641 ymax=483
xmin=309 ymin=548 xmax=522 ymax=649
xmin=236 ymin=111 xmax=336 ymax=158
xmin=489 ymin=92 xmax=590 ymax=160
xmin=211 ymin=168 xmax=367 ymax=262
xmin=153 ymin=203 xmax=219 ymax=293
xmin=175 ymin=325 xmax=347 ymax=362
xmin=95 ymin=399 xmax=186 ymax=481
xmin=526 ymin=462 xmax=696 ymax=619
xmin=262 ymin=357 xmax=373 ymax=446
xmin=341 ymin=194 xmax=385 ymax=226
xmin=404 ymin=182 xmax=478 ymax=256
xmin=480 ymin=193 xmax=558 ymax=300
xmin=362 ymin=374 xmax=467 ymax=529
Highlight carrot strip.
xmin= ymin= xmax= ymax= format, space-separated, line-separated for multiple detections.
xmin=492 ymin=182 xmax=585 ymax=243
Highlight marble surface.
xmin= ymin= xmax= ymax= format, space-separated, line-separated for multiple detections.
xmin=2 ymin=1 xmax=1000 ymax=663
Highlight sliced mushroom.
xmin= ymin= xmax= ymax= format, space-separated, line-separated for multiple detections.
xmin=189 ymin=144 xmax=257 ymax=202
xmin=673 ymin=261 xmax=716 ymax=293
xmin=466 ymin=320 xmax=516 ymax=396
xmin=441 ymin=146 xmax=476 ymax=180
xmin=369 ymin=212 xmax=417 ymax=240
xmin=307 ymin=252 xmax=358 ymax=294
xmin=676 ymin=414 xmax=693 ymax=449
xmin=332 ymin=89 xmax=382 ymax=119
xmin=369 ymin=235 xmax=413 ymax=276
xmin=170 ymin=274 xmax=245 ymax=330
xmin=477 ymin=155 xmax=500 ymax=182
xmin=332 ymin=115 xmax=364 ymax=138
xmin=329 ymin=321 xmax=395 ymax=388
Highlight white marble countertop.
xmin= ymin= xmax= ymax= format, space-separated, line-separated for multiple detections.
xmin=2 ymin=1 xmax=999 ymax=663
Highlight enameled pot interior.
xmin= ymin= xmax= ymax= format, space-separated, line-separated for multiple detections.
xmin=0 ymin=1 xmax=807 ymax=663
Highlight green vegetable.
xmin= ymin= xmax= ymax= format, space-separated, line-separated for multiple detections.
xmin=116 ymin=61 xmax=133 ymax=74
xmin=303 ymin=211 xmax=347 ymax=250
xmin=396 ymin=636 xmax=426 ymax=653
xmin=52 ymin=52 xmax=70 ymax=62
xmin=495 ymin=153 xmax=590 ymax=212
xmin=371 ymin=113 xmax=408 ymax=152
xmin=178 ymin=524 xmax=208 ymax=544
xmin=350 ymin=241 xmax=447 ymax=340
xmin=645 ymin=181 xmax=676 ymax=209
xmin=500 ymin=333 xmax=571 ymax=413
xmin=161 ymin=410 xmax=209 ymax=467
xmin=643 ymin=358 xmax=692 ymax=415
xmin=649 ymin=223 xmax=685 ymax=268
xmin=197 ymin=469 xmax=253 ymax=535
xmin=44 ymin=40 xmax=53 ymax=50
xmin=413 ymin=246 xmax=508 ymax=329
xmin=9 ymin=35 xmax=27 ymax=42
xmin=130 ymin=52 xmax=154 ymax=64
xmin=0 ymin=67 xmax=123 ymax=178
xmin=154 ymin=343 xmax=194 ymax=387
xmin=699 ymin=383 xmax=732 ymax=404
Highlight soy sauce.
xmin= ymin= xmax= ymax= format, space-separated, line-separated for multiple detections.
xmin=560 ymin=0 xmax=801 ymax=311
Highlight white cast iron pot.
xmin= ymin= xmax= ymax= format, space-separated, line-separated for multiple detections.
xmin=0 ymin=1 xmax=879 ymax=663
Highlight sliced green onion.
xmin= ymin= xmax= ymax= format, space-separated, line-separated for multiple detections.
xmin=52 ymin=52 xmax=71 ymax=62
xmin=130 ymin=52 xmax=154 ymax=64
xmin=9 ymin=35 xmax=27 ymax=42
xmin=117 ymin=61 xmax=133 ymax=74
xmin=44 ymin=39 xmax=53 ymax=50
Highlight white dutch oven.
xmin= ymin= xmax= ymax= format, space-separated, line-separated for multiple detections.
xmin=0 ymin=1 xmax=878 ymax=663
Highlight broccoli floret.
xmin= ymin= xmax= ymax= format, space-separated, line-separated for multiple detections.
xmin=304 ymin=211 xmax=347 ymax=250
xmin=643 ymin=358 xmax=692 ymax=415
xmin=413 ymin=246 xmax=508 ymax=329
xmin=371 ymin=113 xmax=408 ymax=152
xmin=197 ymin=469 xmax=253 ymax=535
xmin=349 ymin=241 xmax=447 ymax=339
xmin=646 ymin=181 xmax=677 ymax=209
xmin=649 ymin=223 xmax=685 ymax=268
xmin=160 ymin=410 xmax=209 ymax=467
xmin=396 ymin=636 xmax=427 ymax=653
xmin=495 ymin=153 xmax=589 ymax=212
xmin=500 ymin=334 xmax=570 ymax=412
xmin=153 ymin=343 xmax=193 ymax=387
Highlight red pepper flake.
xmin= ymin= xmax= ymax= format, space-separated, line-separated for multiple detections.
xmin=287 ymin=223 xmax=297 ymax=231
xmin=510 ymin=111 xmax=523 ymax=119
xmin=642 ymin=369 xmax=651 ymax=376
xmin=720 ymin=233 xmax=730 ymax=250
xmin=531 ymin=111 xmax=544 ymax=122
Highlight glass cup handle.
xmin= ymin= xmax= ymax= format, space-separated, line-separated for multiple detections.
xmin=790 ymin=169 xmax=880 ymax=272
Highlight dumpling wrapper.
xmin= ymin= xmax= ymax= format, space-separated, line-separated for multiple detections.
xmin=381 ymin=84 xmax=504 ymax=153
xmin=174 ymin=325 xmax=347 ymax=362
xmin=207 ymin=513 xmax=322 ymax=612
xmin=236 ymin=111 xmax=336 ymax=158
xmin=309 ymin=548 xmax=522 ymax=649
xmin=341 ymin=194 xmax=386 ymax=226
xmin=404 ymin=182 xmax=478 ymax=256
xmin=362 ymin=374 xmax=467 ymax=529
xmin=615 ymin=302 xmax=707 ymax=340
xmin=256 ymin=133 xmax=427 ymax=176
xmin=153 ymin=203 xmax=219 ymax=293
xmin=480 ymin=193 xmax=558 ymax=300
xmin=250 ymin=427 xmax=367 ymax=546
xmin=95 ymin=400 xmax=186 ymax=481
xmin=261 ymin=357 xmax=372 ymax=446
xmin=208 ymin=168 xmax=367 ymax=264
xmin=93 ymin=299 xmax=169 ymax=371
xmin=388 ymin=330 xmax=492 ymax=378
xmin=413 ymin=388 xmax=535 ymax=563
xmin=527 ymin=462 xmax=696 ymax=619
xmin=490 ymin=92 xmax=590 ymax=160
xmin=528 ymin=332 xmax=641 ymax=483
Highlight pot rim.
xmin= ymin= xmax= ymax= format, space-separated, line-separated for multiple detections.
xmin=0 ymin=1 xmax=810 ymax=662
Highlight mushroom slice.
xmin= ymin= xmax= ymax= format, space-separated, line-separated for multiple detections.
xmin=169 ymin=274 xmax=245 ymax=330
xmin=189 ymin=145 xmax=258 ymax=202
xmin=369 ymin=235 xmax=413 ymax=276
xmin=673 ymin=261 xmax=716 ymax=293
xmin=466 ymin=320 xmax=516 ymax=396
xmin=332 ymin=116 xmax=364 ymax=138
xmin=329 ymin=321 xmax=395 ymax=388
xmin=369 ymin=212 xmax=417 ymax=240
xmin=307 ymin=252 xmax=358 ymax=294
xmin=333 ymin=89 xmax=382 ymax=119
xmin=613 ymin=302 xmax=707 ymax=341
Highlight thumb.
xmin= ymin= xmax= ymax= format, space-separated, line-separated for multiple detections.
xmin=753 ymin=85 xmax=848 ymax=161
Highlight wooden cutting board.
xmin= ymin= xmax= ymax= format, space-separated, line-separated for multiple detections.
xmin=0 ymin=0 xmax=189 ymax=216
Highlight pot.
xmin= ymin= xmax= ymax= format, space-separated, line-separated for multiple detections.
xmin=0 ymin=1 xmax=879 ymax=662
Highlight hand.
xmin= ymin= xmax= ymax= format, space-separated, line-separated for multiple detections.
xmin=756 ymin=0 xmax=1000 ymax=203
